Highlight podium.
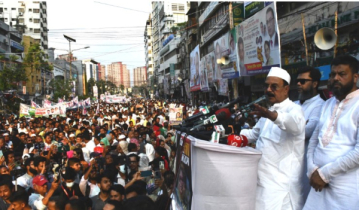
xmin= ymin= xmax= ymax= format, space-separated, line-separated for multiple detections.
xmin=172 ymin=133 xmax=262 ymax=210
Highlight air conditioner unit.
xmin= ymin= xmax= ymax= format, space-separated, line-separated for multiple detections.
xmin=19 ymin=12 xmax=23 ymax=16
xmin=3 ymin=39 xmax=8 ymax=45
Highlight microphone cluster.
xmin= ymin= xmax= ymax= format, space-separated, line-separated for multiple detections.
xmin=174 ymin=96 xmax=267 ymax=148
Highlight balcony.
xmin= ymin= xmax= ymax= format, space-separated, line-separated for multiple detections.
xmin=163 ymin=16 xmax=174 ymax=22
xmin=162 ymin=27 xmax=170 ymax=34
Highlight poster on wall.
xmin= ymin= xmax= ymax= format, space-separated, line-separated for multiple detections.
xmin=173 ymin=133 xmax=192 ymax=210
xmin=213 ymin=32 xmax=239 ymax=80
xmin=205 ymin=52 xmax=215 ymax=85
xmin=169 ymin=104 xmax=183 ymax=125
xmin=199 ymin=56 xmax=209 ymax=91
xmin=236 ymin=3 xmax=281 ymax=76
xmin=218 ymin=79 xmax=228 ymax=96
xmin=190 ymin=45 xmax=200 ymax=92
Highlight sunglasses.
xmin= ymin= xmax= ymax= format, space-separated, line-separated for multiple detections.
xmin=296 ymin=79 xmax=312 ymax=85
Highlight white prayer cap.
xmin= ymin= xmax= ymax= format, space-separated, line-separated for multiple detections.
xmin=118 ymin=134 xmax=126 ymax=140
xmin=2 ymin=133 xmax=9 ymax=136
xmin=69 ymin=133 xmax=75 ymax=137
xmin=267 ymin=67 xmax=291 ymax=84
xmin=30 ymin=134 xmax=36 ymax=137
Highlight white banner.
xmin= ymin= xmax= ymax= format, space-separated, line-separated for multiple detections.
xmin=93 ymin=86 xmax=98 ymax=98
xmin=105 ymin=95 xmax=127 ymax=103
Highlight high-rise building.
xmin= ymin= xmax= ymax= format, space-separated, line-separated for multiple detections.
xmin=100 ymin=65 xmax=106 ymax=81
xmin=0 ymin=1 xmax=48 ymax=50
xmin=107 ymin=62 xmax=130 ymax=88
xmin=133 ymin=66 xmax=147 ymax=86
xmin=144 ymin=14 xmax=153 ymax=86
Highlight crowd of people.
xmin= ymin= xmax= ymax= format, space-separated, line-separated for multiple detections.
xmin=0 ymin=54 xmax=358 ymax=210
xmin=0 ymin=99 xmax=192 ymax=210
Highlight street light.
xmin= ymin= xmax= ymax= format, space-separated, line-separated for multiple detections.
xmin=55 ymin=45 xmax=90 ymax=81
xmin=63 ymin=34 xmax=76 ymax=80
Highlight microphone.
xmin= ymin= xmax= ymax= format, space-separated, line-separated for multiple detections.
xmin=239 ymin=95 xmax=267 ymax=115
xmin=190 ymin=108 xmax=232 ymax=132
xmin=218 ymin=96 xmax=244 ymax=110
xmin=183 ymin=105 xmax=219 ymax=126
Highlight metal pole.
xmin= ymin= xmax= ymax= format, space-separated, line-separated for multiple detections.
xmin=334 ymin=11 xmax=338 ymax=58
xmin=69 ymin=41 xmax=72 ymax=80
xmin=301 ymin=13 xmax=309 ymax=66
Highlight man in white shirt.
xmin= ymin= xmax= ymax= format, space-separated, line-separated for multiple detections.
xmin=304 ymin=55 xmax=359 ymax=209
xmin=29 ymin=175 xmax=59 ymax=210
xmin=15 ymin=157 xmax=37 ymax=191
xmin=79 ymin=159 xmax=100 ymax=198
xmin=241 ymin=67 xmax=306 ymax=210
xmin=294 ymin=66 xmax=325 ymax=201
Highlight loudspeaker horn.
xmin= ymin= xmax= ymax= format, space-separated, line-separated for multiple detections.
xmin=314 ymin=27 xmax=337 ymax=50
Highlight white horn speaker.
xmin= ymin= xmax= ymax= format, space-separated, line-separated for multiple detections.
xmin=314 ymin=27 xmax=337 ymax=50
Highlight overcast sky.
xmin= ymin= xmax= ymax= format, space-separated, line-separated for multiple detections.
xmin=47 ymin=0 xmax=152 ymax=85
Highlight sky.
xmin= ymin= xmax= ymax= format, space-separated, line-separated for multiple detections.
xmin=47 ymin=0 xmax=152 ymax=86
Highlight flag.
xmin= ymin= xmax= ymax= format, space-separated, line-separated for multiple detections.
xmin=31 ymin=100 xmax=40 ymax=108
xmin=43 ymin=99 xmax=51 ymax=108
xmin=82 ymin=105 xmax=88 ymax=115
xmin=96 ymin=103 xmax=100 ymax=114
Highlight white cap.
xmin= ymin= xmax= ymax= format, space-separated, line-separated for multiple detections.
xmin=118 ymin=134 xmax=126 ymax=140
xmin=115 ymin=124 xmax=120 ymax=128
xmin=2 ymin=133 xmax=9 ymax=136
xmin=267 ymin=67 xmax=291 ymax=84
xmin=30 ymin=134 xmax=36 ymax=137
xmin=69 ymin=133 xmax=75 ymax=137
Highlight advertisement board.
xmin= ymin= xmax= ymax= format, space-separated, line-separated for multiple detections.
xmin=236 ymin=3 xmax=281 ymax=76
xmin=190 ymin=45 xmax=200 ymax=92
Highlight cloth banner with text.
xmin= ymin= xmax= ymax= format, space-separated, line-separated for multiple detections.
xmin=190 ymin=45 xmax=200 ymax=92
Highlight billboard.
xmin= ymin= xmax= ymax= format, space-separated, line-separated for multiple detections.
xmin=199 ymin=56 xmax=209 ymax=91
xmin=213 ymin=32 xmax=239 ymax=80
xmin=190 ymin=45 xmax=200 ymax=92
xmin=236 ymin=3 xmax=281 ymax=76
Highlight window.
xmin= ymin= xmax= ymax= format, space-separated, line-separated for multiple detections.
xmin=28 ymin=8 xmax=32 ymax=12
xmin=18 ymin=8 xmax=24 ymax=13
xmin=29 ymin=18 xmax=32 ymax=22
xmin=29 ymin=28 xmax=33 ymax=31
xmin=4 ymin=8 xmax=7 ymax=11
xmin=33 ymin=9 xmax=39 ymax=13
xmin=11 ymin=8 xmax=15 ymax=10
xmin=34 ymin=19 xmax=40 ymax=23
xmin=19 ymin=18 xmax=24 ymax=23
xmin=4 ymin=18 xmax=7 ymax=22
xmin=0 ymin=8 xmax=3 ymax=12
xmin=11 ymin=18 xmax=15 ymax=21
xmin=34 ymin=29 xmax=40 ymax=33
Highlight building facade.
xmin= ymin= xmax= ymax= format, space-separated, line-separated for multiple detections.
xmin=144 ymin=14 xmax=153 ymax=87
xmin=133 ymin=66 xmax=147 ymax=86
xmin=0 ymin=1 xmax=48 ymax=51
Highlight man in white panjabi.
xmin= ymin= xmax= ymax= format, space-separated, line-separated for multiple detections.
xmin=304 ymin=55 xmax=359 ymax=209
xmin=241 ymin=67 xmax=306 ymax=210
xmin=294 ymin=66 xmax=325 ymax=202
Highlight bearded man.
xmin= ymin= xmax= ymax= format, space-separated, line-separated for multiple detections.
xmin=304 ymin=55 xmax=359 ymax=209
xmin=294 ymin=66 xmax=324 ymax=202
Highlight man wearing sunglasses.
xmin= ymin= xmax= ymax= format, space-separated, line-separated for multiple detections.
xmin=294 ymin=66 xmax=324 ymax=202
xmin=304 ymin=55 xmax=359 ymax=210
xmin=241 ymin=67 xmax=306 ymax=210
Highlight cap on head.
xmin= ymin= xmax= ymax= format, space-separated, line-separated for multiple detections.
xmin=267 ymin=67 xmax=291 ymax=84
xmin=32 ymin=175 xmax=48 ymax=186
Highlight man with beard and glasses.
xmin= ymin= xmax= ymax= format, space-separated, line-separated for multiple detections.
xmin=294 ymin=66 xmax=324 ymax=202
xmin=240 ymin=67 xmax=306 ymax=210
xmin=303 ymin=55 xmax=359 ymax=210
xmin=15 ymin=157 xmax=37 ymax=191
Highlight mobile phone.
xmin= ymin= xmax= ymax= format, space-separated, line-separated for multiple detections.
xmin=159 ymin=161 xmax=164 ymax=170
xmin=154 ymin=170 xmax=161 ymax=180
xmin=0 ymin=150 xmax=3 ymax=158
xmin=140 ymin=170 xmax=152 ymax=177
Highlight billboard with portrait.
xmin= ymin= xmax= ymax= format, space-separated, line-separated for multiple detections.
xmin=204 ymin=52 xmax=215 ymax=85
xmin=213 ymin=32 xmax=239 ymax=80
xmin=236 ymin=3 xmax=280 ymax=76
xmin=190 ymin=45 xmax=200 ymax=92
xmin=199 ymin=56 xmax=209 ymax=91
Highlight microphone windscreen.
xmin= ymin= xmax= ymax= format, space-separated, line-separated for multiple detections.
xmin=215 ymin=108 xmax=232 ymax=120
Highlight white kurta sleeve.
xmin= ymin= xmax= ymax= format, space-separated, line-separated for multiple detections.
xmin=305 ymin=105 xmax=322 ymax=139
xmin=318 ymin=130 xmax=359 ymax=183
xmin=240 ymin=118 xmax=262 ymax=143
xmin=307 ymin=124 xmax=320 ymax=178
xmin=273 ymin=108 xmax=305 ymax=135
xmin=79 ymin=175 xmax=87 ymax=196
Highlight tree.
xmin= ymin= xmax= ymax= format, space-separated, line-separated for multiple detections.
xmin=0 ymin=55 xmax=27 ymax=91
xmin=119 ymin=84 xmax=124 ymax=93
xmin=87 ymin=78 xmax=96 ymax=96
xmin=23 ymin=43 xmax=53 ymax=75
xmin=50 ymin=78 xmax=72 ymax=100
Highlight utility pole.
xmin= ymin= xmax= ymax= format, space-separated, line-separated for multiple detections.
xmin=63 ymin=34 xmax=76 ymax=80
